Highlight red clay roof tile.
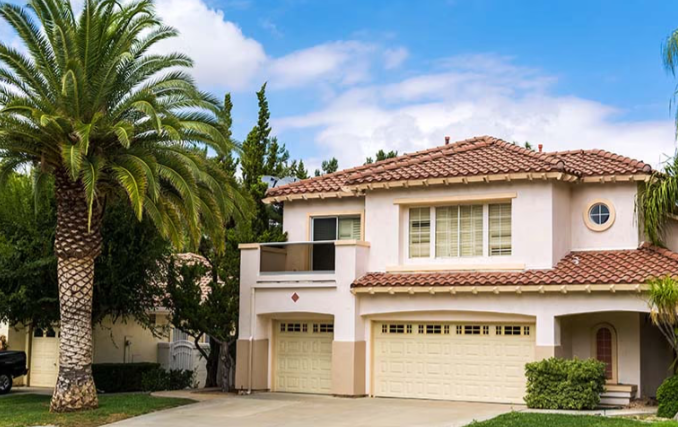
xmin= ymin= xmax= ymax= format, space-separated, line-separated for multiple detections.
xmin=351 ymin=244 xmax=678 ymax=288
xmin=267 ymin=136 xmax=652 ymax=198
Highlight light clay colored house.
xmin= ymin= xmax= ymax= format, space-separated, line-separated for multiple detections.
xmin=6 ymin=253 xmax=210 ymax=388
xmin=235 ymin=136 xmax=676 ymax=405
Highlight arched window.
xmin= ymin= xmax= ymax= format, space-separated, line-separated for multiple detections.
xmin=593 ymin=324 xmax=618 ymax=383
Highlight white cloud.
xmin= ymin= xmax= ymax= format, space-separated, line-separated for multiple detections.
xmin=154 ymin=0 xmax=267 ymax=90
xmin=275 ymin=54 xmax=676 ymax=170
xmin=267 ymin=41 xmax=377 ymax=89
xmin=383 ymin=47 xmax=409 ymax=70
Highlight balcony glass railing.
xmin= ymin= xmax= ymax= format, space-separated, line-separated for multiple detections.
xmin=259 ymin=241 xmax=336 ymax=274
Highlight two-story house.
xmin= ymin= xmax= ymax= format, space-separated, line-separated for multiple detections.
xmin=235 ymin=136 xmax=675 ymax=405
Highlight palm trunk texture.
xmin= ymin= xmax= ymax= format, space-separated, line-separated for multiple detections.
xmin=50 ymin=170 xmax=102 ymax=412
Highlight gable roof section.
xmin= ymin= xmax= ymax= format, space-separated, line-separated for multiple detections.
xmin=266 ymin=136 xmax=652 ymax=200
xmin=352 ymin=243 xmax=678 ymax=289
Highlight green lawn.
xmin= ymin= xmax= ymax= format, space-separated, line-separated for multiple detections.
xmin=0 ymin=393 xmax=194 ymax=427
xmin=468 ymin=413 xmax=678 ymax=427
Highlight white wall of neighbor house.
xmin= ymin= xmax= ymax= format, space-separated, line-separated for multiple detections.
xmin=0 ymin=322 xmax=8 ymax=339
xmin=92 ymin=315 xmax=171 ymax=364
xmin=570 ymin=183 xmax=640 ymax=250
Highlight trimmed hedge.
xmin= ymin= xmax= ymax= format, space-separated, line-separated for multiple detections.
xmin=657 ymin=375 xmax=678 ymax=418
xmin=92 ymin=362 xmax=160 ymax=393
xmin=141 ymin=368 xmax=195 ymax=392
xmin=524 ymin=358 xmax=607 ymax=410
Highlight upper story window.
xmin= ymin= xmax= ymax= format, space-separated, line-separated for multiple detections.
xmin=409 ymin=203 xmax=512 ymax=259
xmin=409 ymin=207 xmax=431 ymax=258
xmin=489 ymin=203 xmax=512 ymax=256
xmin=589 ymin=203 xmax=610 ymax=225
xmin=435 ymin=205 xmax=483 ymax=257
xmin=312 ymin=215 xmax=361 ymax=241
xmin=583 ymin=199 xmax=615 ymax=232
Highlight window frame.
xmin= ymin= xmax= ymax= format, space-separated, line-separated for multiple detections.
xmin=310 ymin=214 xmax=363 ymax=241
xmin=583 ymin=199 xmax=616 ymax=232
xmin=408 ymin=202 xmax=511 ymax=260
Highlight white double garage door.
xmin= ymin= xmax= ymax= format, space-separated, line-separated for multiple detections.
xmin=274 ymin=320 xmax=535 ymax=403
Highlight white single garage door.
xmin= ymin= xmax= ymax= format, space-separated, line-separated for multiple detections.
xmin=274 ymin=321 xmax=333 ymax=394
xmin=30 ymin=328 xmax=59 ymax=387
xmin=374 ymin=322 xmax=535 ymax=404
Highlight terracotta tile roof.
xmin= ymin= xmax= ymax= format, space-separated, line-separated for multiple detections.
xmin=266 ymin=136 xmax=652 ymax=198
xmin=352 ymin=244 xmax=678 ymax=288
xmin=175 ymin=253 xmax=217 ymax=300
xmin=549 ymin=149 xmax=652 ymax=177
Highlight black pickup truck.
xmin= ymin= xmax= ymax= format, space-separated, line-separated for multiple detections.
xmin=0 ymin=351 xmax=28 ymax=394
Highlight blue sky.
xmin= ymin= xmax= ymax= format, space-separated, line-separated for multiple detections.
xmin=4 ymin=0 xmax=678 ymax=171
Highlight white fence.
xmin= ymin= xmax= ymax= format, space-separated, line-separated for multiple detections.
xmin=158 ymin=341 xmax=209 ymax=388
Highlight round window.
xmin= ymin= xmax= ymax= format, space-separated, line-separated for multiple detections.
xmin=589 ymin=203 xmax=611 ymax=225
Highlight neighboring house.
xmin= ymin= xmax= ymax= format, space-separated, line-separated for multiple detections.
xmin=7 ymin=253 xmax=210 ymax=389
xmin=235 ymin=136 xmax=675 ymax=405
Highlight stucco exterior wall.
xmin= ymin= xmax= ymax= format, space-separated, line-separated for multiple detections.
xmin=280 ymin=180 xmax=642 ymax=273
xmin=552 ymin=182 xmax=572 ymax=265
xmin=560 ymin=312 xmax=642 ymax=394
xmin=570 ymin=183 xmax=640 ymax=250
xmin=368 ymin=181 xmax=556 ymax=270
xmin=640 ymin=314 xmax=673 ymax=397
xmin=92 ymin=315 xmax=171 ymax=364
xmin=0 ymin=322 xmax=7 ymax=339
xmin=662 ymin=219 xmax=678 ymax=253
xmin=282 ymin=198 xmax=366 ymax=242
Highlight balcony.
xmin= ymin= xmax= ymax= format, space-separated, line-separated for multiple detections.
xmin=259 ymin=241 xmax=337 ymax=274
xmin=239 ymin=240 xmax=370 ymax=284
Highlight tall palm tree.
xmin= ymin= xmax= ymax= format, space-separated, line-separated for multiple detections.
xmin=0 ymin=0 xmax=246 ymax=412
xmin=637 ymin=28 xmax=678 ymax=244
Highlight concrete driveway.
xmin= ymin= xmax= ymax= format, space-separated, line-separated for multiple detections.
xmin=108 ymin=392 xmax=519 ymax=427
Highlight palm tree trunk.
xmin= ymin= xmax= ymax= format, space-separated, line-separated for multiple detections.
xmin=50 ymin=169 xmax=102 ymax=413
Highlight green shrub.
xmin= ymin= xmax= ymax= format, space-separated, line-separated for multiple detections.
xmin=657 ymin=375 xmax=678 ymax=418
xmin=141 ymin=367 xmax=195 ymax=392
xmin=92 ymin=362 xmax=160 ymax=393
xmin=524 ymin=358 xmax=607 ymax=410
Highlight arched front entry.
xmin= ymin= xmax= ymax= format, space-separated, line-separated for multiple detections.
xmin=592 ymin=323 xmax=618 ymax=383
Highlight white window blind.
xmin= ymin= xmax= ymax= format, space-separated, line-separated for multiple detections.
xmin=489 ymin=203 xmax=512 ymax=256
xmin=409 ymin=207 xmax=431 ymax=258
xmin=435 ymin=206 xmax=459 ymax=257
xmin=338 ymin=217 xmax=361 ymax=240
xmin=459 ymin=205 xmax=483 ymax=257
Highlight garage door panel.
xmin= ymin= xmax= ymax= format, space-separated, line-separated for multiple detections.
xmin=275 ymin=321 xmax=332 ymax=394
xmin=374 ymin=322 xmax=534 ymax=404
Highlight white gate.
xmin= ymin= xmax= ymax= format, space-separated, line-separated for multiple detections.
xmin=158 ymin=340 xmax=209 ymax=387
xmin=170 ymin=340 xmax=194 ymax=372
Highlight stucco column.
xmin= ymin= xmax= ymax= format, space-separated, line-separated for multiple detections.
xmin=535 ymin=314 xmax=563 ymax=359
xmin=331 ymin=242 xmax=368 ymax=396
xmin=235 ymin=245 xmax=269 ymax=391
